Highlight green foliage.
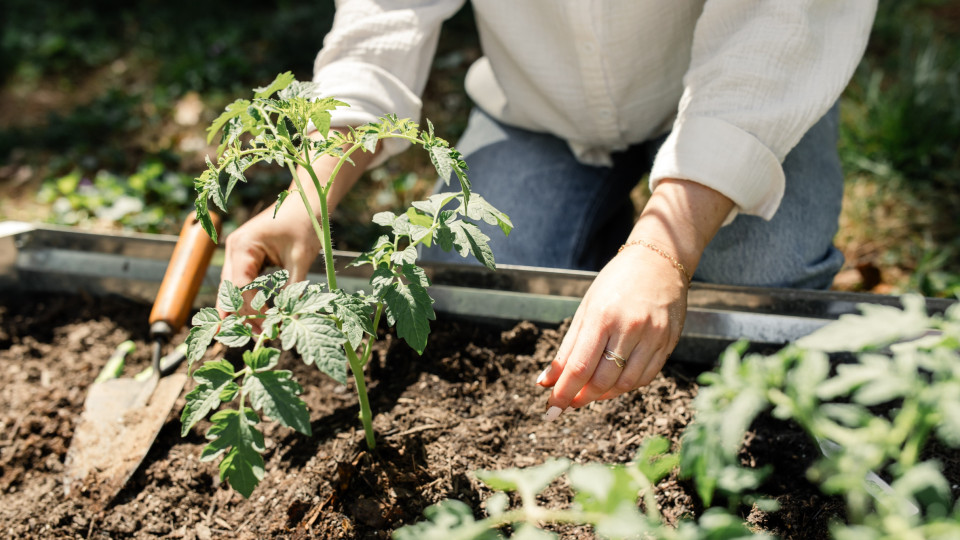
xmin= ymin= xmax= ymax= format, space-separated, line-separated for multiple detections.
xmin=682 ymin=294 xmax=960 ymax=536
xmin=182 ymin=74 xmax=510 ymax=496
xmin=395 ymin=437 xmax=763 ymax=540
xmin=37 ymin=161 xmax=194 ymax=232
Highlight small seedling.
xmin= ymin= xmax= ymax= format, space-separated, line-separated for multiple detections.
xmin=179 ymin=72 xmax=511 ymax=496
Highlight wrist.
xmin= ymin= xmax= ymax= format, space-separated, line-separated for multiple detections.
xmin=628 ymin=178 xmax=734 ymax=275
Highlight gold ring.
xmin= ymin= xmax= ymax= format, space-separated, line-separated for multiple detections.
xmin=603 ymin=348 xmax=626 ymax=368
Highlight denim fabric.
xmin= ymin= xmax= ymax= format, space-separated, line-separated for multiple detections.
xmin=420 ymin=105 xmax=845 ymax=290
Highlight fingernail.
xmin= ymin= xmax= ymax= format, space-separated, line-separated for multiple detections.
xmin=564 ymin=407 xmax=573 ymax=414
xmin=536 ymin=368 xmax=549 ymax=385
xmin=543 ymin=406 xmax=563 ymax=422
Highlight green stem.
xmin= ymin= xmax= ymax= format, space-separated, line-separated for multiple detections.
xmin=360 ymin=302 xmax=383 ymax=368
xmin=286 ymin=162 xmax=328 ymax=265
xmin=346 ymin=346 xmax=376 ymax=449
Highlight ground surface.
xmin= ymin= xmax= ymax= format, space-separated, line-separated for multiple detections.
xmin=0 ymin=292 xmax=863 ymax=539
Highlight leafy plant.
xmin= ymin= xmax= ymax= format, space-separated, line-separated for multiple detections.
xmin=681 ymin=294 xmax=960 ymax=536
xmin=395 ymin=437 xmax=766 ymax=540
xmin=38 ymin=161 xmax=194 ymax=232
xmin=179 ymin=72 xmax=511 ymax=497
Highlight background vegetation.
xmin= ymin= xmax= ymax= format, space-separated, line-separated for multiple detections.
xmin=1 ymin=0 xmax=957 ymax=296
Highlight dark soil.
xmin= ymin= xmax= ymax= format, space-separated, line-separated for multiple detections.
xmin=1 ymin=292 xmax=858 ymax=539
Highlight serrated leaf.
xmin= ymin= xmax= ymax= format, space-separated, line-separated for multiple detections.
xmin=221 ymin=156 xmax=250 ymax=202
xmin=359 ymin=130 xmax=379 ymax=153
xmin=246 ymin=370 xmax=311 ymax=435
xmin=201 ymin=408 xmax=265 ymax=498
xmin=280 ymin=314 xmax=349 ymax=384
xmin=382 ymin=280 xmax=435 ymax=354
xmin=796 ymin=295 xmax=933 ymax=352
xmin=274 ymin=190 xmax=290 ymax=218
xmin=427 ymin=144 xmax=456 ymax=184
xmin=633 ymin=435 xmax=679 ymax=484
xmin=215 ymin=315 xmax=253 ymax=347
xmin=570 ymin=463 xmax=637 ymax=514
xmin=207 ymin=99 xmax=251 ymax=144
xmin=275 ymin=280 xmax=310 ymax=314
xmin=412 ymin=193 xmax=457 ymax=219
xmin=251 ymin=290 xmax=268 ymax=312
xmin=372 ymin=211 xmax=398 ymax=227
xmin=393 ymin=500 xmax=499 ymax=540
xmin=448 ymin=220 xmax=496 ymax=270
xmin=402 ymin=264 xmax=431 ymax=288
xmin=371 ymin=266 xmax=395 ymax=297
xmin=462 ymin=194 xmax=512 ymax=236
xmin=217 ymin=280 xmax=244 ymax=313
xmin=253 ymin=71 xmax=295 ymax=98
xmin=186 ymin=308 xmax=221 ymax=369
xmin=243 ymin=347 xmax=280 ymax=371
xmin=475 ymin=459 xmax=570 ymax=502
xmin=331 ymin=290 xmax=375 ymax=347
xmin=181 ymin=359 xmax=236 ymax=436
xmin=242 ymin=269 xmax=289 ymax=295
xmin=391 ymin=244 xmax=419 ymax=266
xmin=483 ymin=492 xmax=510 ymax=517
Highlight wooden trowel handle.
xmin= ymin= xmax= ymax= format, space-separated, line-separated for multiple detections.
xmin=149 ymin=213 xmax=221 ymax=335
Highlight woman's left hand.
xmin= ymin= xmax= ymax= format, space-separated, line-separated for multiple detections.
xmin=535 ymin=241 xmax=688 ymax=416
xmin=536 ymin=178 xmax=735 ymax=420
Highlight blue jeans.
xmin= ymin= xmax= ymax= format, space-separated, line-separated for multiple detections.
xmin=420 ymin=106 xmax=845 ymax=290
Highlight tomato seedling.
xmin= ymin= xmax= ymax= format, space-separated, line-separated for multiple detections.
xmin=180 ymin=72 xmax=511 ymax=497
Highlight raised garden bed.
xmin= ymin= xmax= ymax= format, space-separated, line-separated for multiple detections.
xmin=0 ymin=290 xmax=852 ymax=539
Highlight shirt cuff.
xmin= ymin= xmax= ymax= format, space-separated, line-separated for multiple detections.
xmin=649 ymin=116 xmax=784 ymax=225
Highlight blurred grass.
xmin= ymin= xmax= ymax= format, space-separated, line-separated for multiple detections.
xmin=0 ymin=1 xmax=957 ymax=296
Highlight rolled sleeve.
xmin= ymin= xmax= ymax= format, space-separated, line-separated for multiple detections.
xmin=651 ymin=0 xmax=876 ymax=223
xmin=650 ymin=116 xmax=783 ymax=223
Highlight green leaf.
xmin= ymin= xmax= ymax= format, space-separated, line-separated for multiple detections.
xmin=796 ymin=295 xmax=933 ymax=352
xmin=331 ymin=290 xmax=375 ymax=347
xmin=462 ymin=194 xmax=512 ymax=236
xmin=511 ymin=524 xmax=557 ymax=540
xmin=593 ymin=503 xmax=652 ymax=540
xmin=372 ymin=211 xmax=398 ymax=227
xmin=401 ymin=263 xmax=431 ymax=288
xmin=242 ymin=269 xmax=289 ymax=295
xmin=370 ymin=266 xmax=395 ymax=297
xmin=280 ymin=314 xmax=349 ymax=384
xmin=633 ymin=436 xmax=679 ymax=484
xmin=253 ymin=71 xmax=295 ymax=99
xmin=275 ymin=280 xmax=311 ymax=314
xmin=359 ymin=130 xmax=379 ymax=153
xmin=412 ymin=193 xmax=457 ymax=219
xmin=447 ymin=220 xmax=496 ymax=270
xmin=475 ymin=459 xmax=570 ymax=502
xmin=217 ymin=280 xmax=244 ymax=314
xmin=246 ymin=370 xmax=311 ymax=436
xmin=251 ymin=290 xmax=268 ymax=312
xmin=215 ymin=315 xmax=253 ymax=348
xmin=273 ymin=190 xmax=290 ymax=218
xmin=200 ymin=408 xmax=265 ymax=498
xmin=393 ymin=500 xmax=499 ymax=540
xmin=428 ymin=144 xmax=457 ymax=185
xmin=382 ymin=279 xmax=435 ymax=354
xmin=391 ymin=244 xmax=419 ymax=266
xmin=181 ymin=359 xmax=237 ymax=436
xmin=186 ymin=308 xmax=221 ymax=369
xmin=570 ymin=463 xmax=637 ymax=514
xmin=243 ymin=347 xmax=280 ymax=371
xmin=206 ymin=99 xmax=251 ymax=144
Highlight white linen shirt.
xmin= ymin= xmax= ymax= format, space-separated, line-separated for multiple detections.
xmin=312 ymin=0 xmax=876 ymax=222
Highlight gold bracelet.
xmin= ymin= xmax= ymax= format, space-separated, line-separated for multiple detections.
xmin=618 ymin=239 xmax=691 ymax=287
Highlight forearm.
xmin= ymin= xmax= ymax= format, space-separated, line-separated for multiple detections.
xmin=627 ymin=178 xmax=734 ymax=279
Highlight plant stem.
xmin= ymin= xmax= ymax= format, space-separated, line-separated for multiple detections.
xmin=345 ymin=346 xmax=376 ymax=449
xmin=286 ymin=162 xmax=328 ymax=268
xmin=360 ymin=302 xmax=383 ymax=368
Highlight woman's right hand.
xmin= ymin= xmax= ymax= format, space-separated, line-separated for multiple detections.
xmin=218 ymin=197 xmax=323 ymax=319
